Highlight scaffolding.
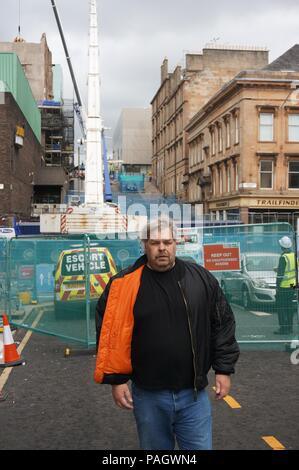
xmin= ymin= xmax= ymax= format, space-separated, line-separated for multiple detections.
xmin=40 ymin=99 xmax=74 ymax=170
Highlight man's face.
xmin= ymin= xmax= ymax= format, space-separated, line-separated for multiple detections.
xmin=144 ymin=227 xmax=176 ymax=272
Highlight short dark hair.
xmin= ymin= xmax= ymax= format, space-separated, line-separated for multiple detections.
xmin=141 ymin=216 xmax=178 ymax=241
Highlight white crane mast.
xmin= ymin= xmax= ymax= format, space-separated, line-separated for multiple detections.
xmin=42 ymin=0 xmax=132 ymax=234
xmin=85 ymin=0 xmax=104 ymax=208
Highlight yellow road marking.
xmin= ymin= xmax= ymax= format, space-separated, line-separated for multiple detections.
xmin=223 ymin=395 xmax=242 ymax=409
xmin=0 ymin=368 xmax=11 ymax=394
xmin=21 ymin=302 xmax=52 ymax=324
xmin=0 ymin=310 xmax=44 ymax=393
xmin=262 ymin=436 xmax=285 ymax=450
xmin=212 ymin=386 xmax=242 ymax=409
xmin=20 ymin=308 xmax=35 ymax=325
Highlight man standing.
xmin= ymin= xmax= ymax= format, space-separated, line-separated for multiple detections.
xmin=94 ymin=218 xmax=239 ymax=450
xmin=274 ymin=236 xmax=297 ymax=335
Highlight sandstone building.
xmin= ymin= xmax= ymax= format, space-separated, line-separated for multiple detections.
xmin=186 ymin=45 xmax=299 ymax=226
xmin=151 ymin=46 xmax=269 ymax=200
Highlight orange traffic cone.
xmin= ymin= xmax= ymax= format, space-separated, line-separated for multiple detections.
xmin=0 ymin=314 xmax=25 ymax=368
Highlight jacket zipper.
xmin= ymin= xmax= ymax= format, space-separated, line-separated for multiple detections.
xmin=178 ymin=281 xmax=198 ymax=401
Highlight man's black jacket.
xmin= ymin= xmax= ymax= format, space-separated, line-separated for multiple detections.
xmin=95 ymin=255 xmax=240 ymax=390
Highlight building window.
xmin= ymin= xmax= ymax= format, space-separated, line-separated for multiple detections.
xmin=219 ymin=167 xmax=223 ymax=194
xmin=200 ymin=137 xmax=204 ymax=162
xmin=289 ymin=161 xmax=299 ymax=189
xmin=195 ymin=140 xmax=199 ymax=164
xmin=194 ymin=142 xmax=198 ymax=165
xmin=191 ymin=142 xmax=195 ymax=166
xmin=227 ymin=165 xmax=231 ymax=193
xmin=288 ymin=114 xmax=299 ymax=142
xmin=195 ymin=138 xmax=199 ymax=164
xmin=212 ymin=170 xmax=216 ymax=196
xmin=218 ymin=125 xmax=223 ymax=152
xmin=259 ymin=113 xmax=274 ymax=141
xmin=235 ymin=162 xmax=239 ymax=191
xmin=225 ymin=119 xmax=231 ymax=148
xmin=211 ymin=129 xmax=216 ymax=156
xmin=260 ymin=160 xmax=273 ymax=189
xmin=234 ymin=115 xmax=239 ymax=144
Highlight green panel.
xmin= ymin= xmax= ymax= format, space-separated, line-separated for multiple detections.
xmin=6 ymin=235 xmax=142 ymax=348
xmin=0 ymin=238 xmax=9 ymax=318
xmin=0 ymin=53 xmax=41 ymax=142
xmin=202 ymin=222 xmax=299 ymax=347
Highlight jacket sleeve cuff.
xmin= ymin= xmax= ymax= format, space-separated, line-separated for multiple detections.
xmin=214 ymin=370 xmax=232 ymax=376
xmin=102 ymin=373 xmax=131 ymax=385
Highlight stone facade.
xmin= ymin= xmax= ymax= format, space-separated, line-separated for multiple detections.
xmin=151 ymin=47 xmax=269 ymax=201
xmin=186 ymin=69 xmax=299 ymax=225
xmin=113 ymin=108 xmax=152 ymax=172
xmin=0 ymin=93 xmax=42 ymax=218
xmin=0 ymin=34 xmax=53 ymax=101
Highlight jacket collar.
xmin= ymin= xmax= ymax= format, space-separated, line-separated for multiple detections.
xmin=132 ymin=254 xmax=185 ymax=279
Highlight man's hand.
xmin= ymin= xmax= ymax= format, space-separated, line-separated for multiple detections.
xmin=215 ymin=374 xmax=231 ymax=400
xmin=112 ymin=384 xmax=134 ymax=410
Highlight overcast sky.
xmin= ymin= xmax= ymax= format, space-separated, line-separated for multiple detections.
xmin=1 ymin=0 xmax=299 ymax=148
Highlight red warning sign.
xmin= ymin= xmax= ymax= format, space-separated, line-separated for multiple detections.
xmin=19 ymin=265 xmax=34 ymax=279
xmin=203 ymin=244 xmax=240 ymax=271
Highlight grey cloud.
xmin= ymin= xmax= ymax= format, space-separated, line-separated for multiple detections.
xmin=1 ymin=0 xmax=299 ymax=136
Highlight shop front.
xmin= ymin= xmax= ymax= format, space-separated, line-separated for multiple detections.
xmin=209 ymin=197 xmax=299 ymax=227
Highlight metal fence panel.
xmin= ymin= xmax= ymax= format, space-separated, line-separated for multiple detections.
xmin=2 ymin=223 xmax=298 ymax=349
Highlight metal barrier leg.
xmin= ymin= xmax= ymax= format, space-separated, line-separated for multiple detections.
xmin=64 ymin=346 xmax=96 ymax=358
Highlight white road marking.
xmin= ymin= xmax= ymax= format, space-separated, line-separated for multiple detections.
xmin=250 ymin=311 xmax=272 ymax=317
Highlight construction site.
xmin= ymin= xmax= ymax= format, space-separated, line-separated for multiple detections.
xmin=0 ymin=0 xmax=299 ymax=458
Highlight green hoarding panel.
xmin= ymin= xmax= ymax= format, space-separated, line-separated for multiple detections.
xmin=0 ymin=53 xmax=41 ymax=142
xmin=2 ymin=225 xmax=298 ymax=350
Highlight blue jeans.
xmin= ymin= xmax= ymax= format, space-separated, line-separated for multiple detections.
xmin=132 ymin=383 xmax=212 ymax=450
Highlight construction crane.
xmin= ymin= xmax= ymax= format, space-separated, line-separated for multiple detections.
xmin=50 ymin=0 xmax=86 ymax=139
xmin=50 ymin=0 xmax=112 ymax=205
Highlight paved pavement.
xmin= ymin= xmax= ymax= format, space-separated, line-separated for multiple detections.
xmin=0 ymin=326 xmax=299 ymax=450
